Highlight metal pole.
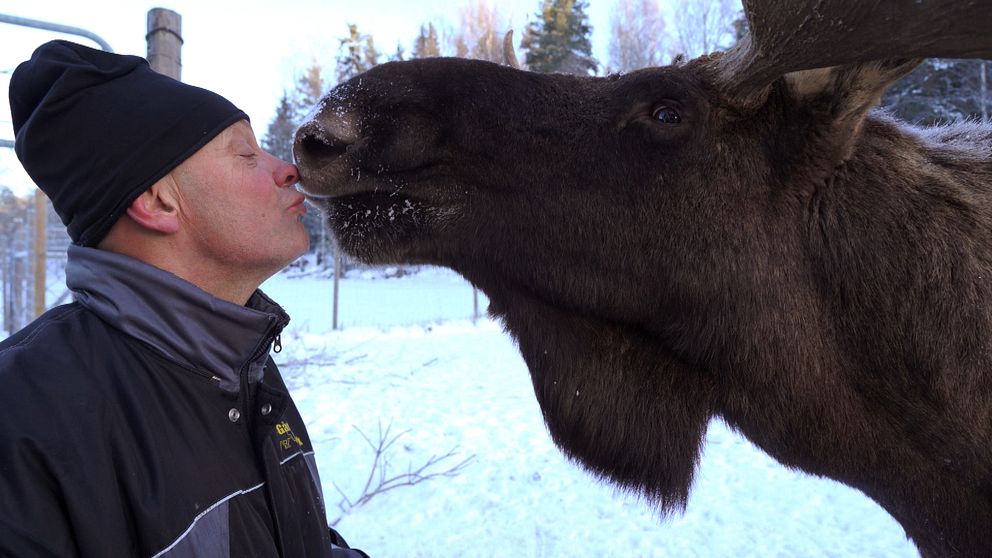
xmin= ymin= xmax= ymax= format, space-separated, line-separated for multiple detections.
xmin=981 ymin=60 xmax=988 ymax=122
xmin=332 ymin=245 xmax=341 ymax=330
xmin=146 ymin=8 xmax=182 ymax=80
xmin=11 ymin=220 xmax=25 ymax=331
xmin=32 ymin=190 xmax=46 ymax=318
xmin=0 ymin=13 xmax=114 ymax=51
xmin=2 ymin=237 xmax=11 ymax=333
xmin=1 ymin=14 xmax=113 ymax=149
xmin=473 ymin=289 xmax=479 ymax=323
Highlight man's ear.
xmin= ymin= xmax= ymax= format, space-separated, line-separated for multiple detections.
xmin=125 ymin=179 xmax=180 ymax=235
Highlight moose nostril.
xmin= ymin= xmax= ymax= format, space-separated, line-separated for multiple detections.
xmin=299 ymin=133 xmax=348 ymax=162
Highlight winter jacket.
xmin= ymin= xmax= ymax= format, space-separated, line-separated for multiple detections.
xmin=0 ymin=245 xmax=364 ymax=557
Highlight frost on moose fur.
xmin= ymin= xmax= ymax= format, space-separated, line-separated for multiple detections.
xmin=293 ymin=2 xmax=992 ymax=556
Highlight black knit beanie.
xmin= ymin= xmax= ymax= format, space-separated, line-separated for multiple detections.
xmin=9 ymin=40 xmax=248 ymax=247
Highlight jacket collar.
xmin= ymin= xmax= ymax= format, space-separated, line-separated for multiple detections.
xmin=65 ymin=244 xmax=289 ymax=391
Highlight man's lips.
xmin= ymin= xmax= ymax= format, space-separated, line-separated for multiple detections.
xmin=288 ymin=194 xmax=307 ymax=213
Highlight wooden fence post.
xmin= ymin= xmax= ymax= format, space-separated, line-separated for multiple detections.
xmin=146 ymin=8 xmax=182 ymax=80
xmin=32 ymin=190 xmax=46 ymax=318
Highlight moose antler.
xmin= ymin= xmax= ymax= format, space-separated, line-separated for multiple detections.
xmin=503 ymin=30 xmax=521 ymax=70
xmin=715 ymin=0 xmax=992 ymax=99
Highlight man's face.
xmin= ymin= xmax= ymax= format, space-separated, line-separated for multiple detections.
xmin=173 ymin=120 xmax=309 ymax=281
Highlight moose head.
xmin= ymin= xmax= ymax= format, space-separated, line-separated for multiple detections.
xmin=294 ymin=2 xmax=992 ymax=555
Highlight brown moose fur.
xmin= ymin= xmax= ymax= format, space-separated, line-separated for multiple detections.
xmin=294 ymin=54 xmax=992 ymax=557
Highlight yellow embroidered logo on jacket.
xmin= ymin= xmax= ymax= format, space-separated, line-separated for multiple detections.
xmin=275 ymin=420 xmax=304 ymax=450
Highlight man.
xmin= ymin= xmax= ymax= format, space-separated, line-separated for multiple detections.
xmin=0 ymin=40 xmax=365 ymax=557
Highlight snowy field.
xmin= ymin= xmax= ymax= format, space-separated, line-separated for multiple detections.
xmin=262 ymin=267 xmax=919 ymax=558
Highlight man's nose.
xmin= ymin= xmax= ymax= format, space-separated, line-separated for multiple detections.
xmin=274 ymin=161 xmax=299 ymax=188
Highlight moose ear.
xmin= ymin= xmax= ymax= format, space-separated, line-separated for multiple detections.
xmin=780 ymin=59 xmax=920 ymax=162
xmin=783 ymin=59 xmax=920 ymax=104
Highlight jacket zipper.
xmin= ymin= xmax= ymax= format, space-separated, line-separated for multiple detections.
xmin=238 ymin=316 xmax=284 ymax=426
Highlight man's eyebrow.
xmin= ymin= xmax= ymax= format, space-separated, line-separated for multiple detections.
xmin=233 ymin=130 xmax=260 ymax=148
xmin=225 ymin=133 xmax=254 ymax=151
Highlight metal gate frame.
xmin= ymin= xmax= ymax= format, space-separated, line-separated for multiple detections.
xmin=0 ymin=13 xmax=113 ymax=148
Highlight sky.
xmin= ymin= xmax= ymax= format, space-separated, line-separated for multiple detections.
xmin=0 ymin=0 xmax=617 ymax=196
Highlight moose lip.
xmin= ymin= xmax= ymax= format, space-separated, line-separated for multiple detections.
xmin=309 ymin=190 xmax=426 ymax=219
xmin=301 ymin=182 xmax=402 ymax=202
xmin=297 ymin=167 xmax=393 ymax=199
xmin=297 ymin=159 xmax=442 ymax=200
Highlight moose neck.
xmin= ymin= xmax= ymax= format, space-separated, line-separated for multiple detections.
xmin=461 ymin=110 xmax=992 ymax=556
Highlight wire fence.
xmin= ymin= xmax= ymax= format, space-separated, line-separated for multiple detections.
xmin=0 ymin=195 xmax=70 ymax=335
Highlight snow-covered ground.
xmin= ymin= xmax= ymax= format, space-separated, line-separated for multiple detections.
xmin=262 ymin=267 xmax=919 ymax=558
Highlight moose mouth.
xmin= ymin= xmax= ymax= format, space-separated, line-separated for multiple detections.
xmin=302 ymin=178 xmax=452 ymax=265
xmin=299 ymin=173 xmax=401 ymax=200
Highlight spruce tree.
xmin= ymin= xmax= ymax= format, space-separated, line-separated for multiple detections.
xmin=261 ymin=92 xmax=296 ymax=162
xmin=262 ymin=62 xmax=327 ymax=163
xmin=522 ymin=0 xmax=597 ymax=75
xmin=390 ymin=42 xmax=407 ymax=62
xmin=363 ymin=34 xmax=381 ymax=71
xmin=337 ymin=24 xmax=380 ymax=82
xmin=413 ymin=23 xmax=442 ymax=59
xmin=293 ymin=63 xmax=327 ymax=121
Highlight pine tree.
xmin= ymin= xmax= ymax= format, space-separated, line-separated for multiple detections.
xmin=337 ymin=24 xmax=380 ymax=83
xmin=522 ymin=0 xmax=597 ymax=75
xmin=453 ymin=35 xmax=470 ymax=59
xmin=293 ymin=63 xmax=327 ymax=121
xmin=364 ymin=34 xmax=381 ymax=71
xmin=390 ymin=42 xmax=407 ymax=62
xmin=262 ymin=61 xmax=327 ymax=163
xmin=413 ymin=23 xmax=442 ymax=59
xmin=260 ymin=92 xmax=296 ymax=162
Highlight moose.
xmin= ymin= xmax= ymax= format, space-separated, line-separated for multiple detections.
xmin=293 ymin=2 xmax=992 ymax=556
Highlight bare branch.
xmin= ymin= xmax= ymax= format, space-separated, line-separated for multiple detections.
xmin=607 ymin=0 xmax=670 ymax=73
xmin=451 ymin=0 xmax=511 ymax=63
xmin=329 ymin=420 xmax=476 ymax=526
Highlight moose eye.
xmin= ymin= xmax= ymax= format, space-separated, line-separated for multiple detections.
xmin=652 ymin=105 xmax=681 ymax=124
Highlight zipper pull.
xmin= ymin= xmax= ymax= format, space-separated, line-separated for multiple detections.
xmin=273 ymin=333 xmax=282 ymax=353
